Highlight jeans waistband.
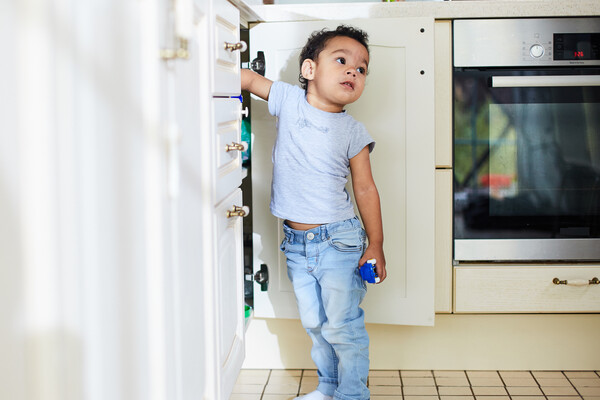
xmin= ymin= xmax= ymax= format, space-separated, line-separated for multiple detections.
xmin=282 ymin=216 xmax=361 ymax=244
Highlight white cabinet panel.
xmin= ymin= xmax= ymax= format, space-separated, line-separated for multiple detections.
xmin=214 ymin=98 xmax=243 ymax=203
xmin=455 ymin=265 xmax=600 ymax=313
xmin=435 ymin=169 xmax=453 ymax=313
xmin=212 ymin=0 xmax=241 ymax=96
xmin=251 ymin=18 xmax=436 ymax=326
xmin=215 ymin=188 xmax=246 ymax=398
xmin=434 ymin=20 xmax=453 ymax=169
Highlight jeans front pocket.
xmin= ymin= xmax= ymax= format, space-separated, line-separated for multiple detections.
xmin=328 ymin=229 xmax=363 ymax=253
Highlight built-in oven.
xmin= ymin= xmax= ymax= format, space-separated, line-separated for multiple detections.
xmin=453 ymin=18 xmax=600 ymax=262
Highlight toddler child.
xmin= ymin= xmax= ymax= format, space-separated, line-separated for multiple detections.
xmin=242 ymin=25 xmax=386 ymax=400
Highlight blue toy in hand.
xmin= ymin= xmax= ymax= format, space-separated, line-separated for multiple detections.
xmin=359 ymin=259 xmax=380 ymax=284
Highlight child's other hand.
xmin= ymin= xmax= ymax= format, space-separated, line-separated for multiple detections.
xmin=359 ymin=245 xmax=387 ymax=283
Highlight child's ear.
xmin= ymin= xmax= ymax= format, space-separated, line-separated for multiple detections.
xmin=301 ymin=59 xmax=316 ymax=81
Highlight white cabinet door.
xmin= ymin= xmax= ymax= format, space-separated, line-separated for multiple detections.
xmin=215 ymin=188 xmax=246 ymax=398
xmin=213 ymin=98 xmax=244 ymax=203
xmin=204 ymin=1 xmax=246 ymax=397
xmin=212 ymin=0 xmax=241 ymax=96
xmin=251 ymin=18 xmax=436 ymax=326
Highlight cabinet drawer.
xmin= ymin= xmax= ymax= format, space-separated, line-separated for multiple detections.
xmin=214 ymin=98 xmax=242 ymax=204
xmin=454 ymin=265 xmax=600 ymax=313
xmin=212 ymin=0 xmax=241 ymax=96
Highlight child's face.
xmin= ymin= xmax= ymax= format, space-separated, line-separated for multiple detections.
xmin=303 ymin=36 xmax=369 ymax=112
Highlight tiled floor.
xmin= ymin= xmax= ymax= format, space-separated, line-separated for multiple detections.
xmin=232 ymin=370 xmax=600 ymax=400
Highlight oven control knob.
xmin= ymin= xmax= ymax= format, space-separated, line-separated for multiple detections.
xmin=529 ymin=44 xmax=545 ymax=58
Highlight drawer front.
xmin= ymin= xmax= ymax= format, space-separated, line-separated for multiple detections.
xmin=454 ymin=265 xmax=600 ymax=313
xmin=214 ymin=98 xmax=242 ymax=204
xmin=212 ymin=0 xmax=240 ymax=96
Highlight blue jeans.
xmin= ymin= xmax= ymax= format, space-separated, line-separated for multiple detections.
xmin=280 ymin=217 xmax=370 ymax=400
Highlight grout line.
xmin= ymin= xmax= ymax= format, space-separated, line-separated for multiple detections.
xmin=253 ymin=369 xmax=599 ymax=400
xmin=259 ymin=369 xmax=272 ymax=400
xmin=496 ymin=370 xmax=513 ymax=400
xmin=464 ymin=369 xmax=476 ymax=399
xmin=431 ymin=369 xmax=441 ymax=400
xmin=564 ymin=369 xmax=585 ymax=400
xmin=529 ymin=369 xmax=549 ymax=400
xmin=399 ymin=369 xmax=405 ymax=400
xmin=298 ymin=369 xmax=304 ymax=397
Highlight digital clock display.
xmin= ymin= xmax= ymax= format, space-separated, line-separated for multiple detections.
xmin=554 ymin=33 xmax=600 ymax=60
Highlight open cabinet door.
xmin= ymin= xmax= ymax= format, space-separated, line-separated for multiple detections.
xmin=251 ymin=18 xmax=435 ymax=326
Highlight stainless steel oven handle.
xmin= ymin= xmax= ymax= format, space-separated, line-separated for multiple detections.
xmin=492 ymin=75 xmax=600 ymax=88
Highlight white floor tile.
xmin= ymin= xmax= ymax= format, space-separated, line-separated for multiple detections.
xmin=404 ymin=377 xmax=437 ymax=386
xmin=467 ymin=371 xmax=500 ymax=379
xmin=435 ymin=371 xmax=467 ymax=378
xmin=571 ymin=378 xmax=600 ymax=387
xmin=270 ymin=369 xmax=302 ymax=377
xmin=263 ymin=383 xmax=300 ymax=395
xmin=370 ymin=376 xmax=402 ymax=386
xmin=471 ymin=386 xmax=508 ymax=396
xmin=438 ymin=386 xmax=472 ymax=396
xmin=403 ymin=370 xmax=434 ymax=378
xmin=469 ymin=377 xmax=504 ymax=387
xmin=232 ymin=383 xmax=266 ymax=394
xmin=403 ymin=386 xmax=438 ymax=396
xmin=241 ymin=369 xmax=600 ymax=400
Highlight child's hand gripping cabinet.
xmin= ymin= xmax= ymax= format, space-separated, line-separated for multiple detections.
xmin=359 ymin=259 xmax=380 ymax=284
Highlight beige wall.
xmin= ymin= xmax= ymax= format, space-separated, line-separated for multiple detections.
xmin=243 ymin=314 xmax=600 ymax=370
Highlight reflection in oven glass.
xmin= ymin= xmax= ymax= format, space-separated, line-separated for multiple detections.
xmin=454 ymin=76 xmax=600 ymax=239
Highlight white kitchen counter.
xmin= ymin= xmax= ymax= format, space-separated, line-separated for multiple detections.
xmin=234 ymin=0 xmax=599 ymax=24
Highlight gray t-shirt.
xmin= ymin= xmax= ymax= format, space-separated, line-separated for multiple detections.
xmin=267 ymin=81 xmax=375 ymax=224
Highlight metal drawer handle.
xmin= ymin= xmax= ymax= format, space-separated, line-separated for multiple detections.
xmin=553 ymin=277 xmax=600 ymax=286
xmin=227 ymin=205 xmax=250 ymax=218
xmin=224 ymin=41 xmax=247 ymax=52
xmin=225 ymin=142 xmax=248 ymax=152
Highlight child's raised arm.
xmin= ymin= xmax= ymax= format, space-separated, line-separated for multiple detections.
xmin=241 ymin=69 xmax=273 ymax=101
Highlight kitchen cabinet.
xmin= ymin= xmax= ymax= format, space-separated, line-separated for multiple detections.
xmin=455 ymin=265 xmax=600 ymax=313
xmin=250 ymin=17 xmax=437 ymax=326
xmin=201 ymin=0 xmax=247 ymax=398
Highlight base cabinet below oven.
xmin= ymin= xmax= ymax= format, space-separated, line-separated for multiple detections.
xmin=454 ymin=265 xmax=600 ymax=313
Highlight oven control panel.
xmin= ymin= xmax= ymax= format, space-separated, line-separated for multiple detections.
xmin=454 ymin=17 xmax=600 ymax=67
xmin=522 ymin=39 xmax=552 ymax=62
xmin=554 ymin=33 xmax=600 ymax=61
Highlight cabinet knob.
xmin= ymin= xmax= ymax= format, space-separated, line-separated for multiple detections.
xmin=226 ymin=205 xmax=250 ymax=218
xmin=224 ymin=41 xmax=247 ymax=52
xmin=241 ymin=107 xmax=249 ymax=118
xmin=553 ymin=277 xmax=600 ymax=286
xmin=254 ymin=264 xmax=269 ymax=292
xmin=225 ymin=141 xmax=248 ymax=153
xmin=251 ymin=51 xmax=266 ymax=76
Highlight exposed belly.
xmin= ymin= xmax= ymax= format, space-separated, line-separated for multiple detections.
xmin=284 ymin=220 xmax=322 ymax=231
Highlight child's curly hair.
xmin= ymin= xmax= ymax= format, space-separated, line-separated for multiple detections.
xmin=298 ymin=25 xmax=369 ymax=90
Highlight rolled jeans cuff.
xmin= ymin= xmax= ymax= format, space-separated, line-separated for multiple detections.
xmin=334 ymin=390 xmax=369 ymax=400
xmin=317 ymin=379 xmax=337 ymax=397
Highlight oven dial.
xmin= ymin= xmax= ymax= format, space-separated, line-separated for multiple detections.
xmin=529 ymin=44 xmax=545 ymax=58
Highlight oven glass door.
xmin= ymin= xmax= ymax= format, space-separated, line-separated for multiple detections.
xmin=454 ymin=68 xmax=600 ymax=261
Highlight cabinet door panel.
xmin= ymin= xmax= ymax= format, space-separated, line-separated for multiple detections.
xmin=215 ymin=188 xmax=245 ymax=398
xmin=214 ymin=98 xmax=242 ymax=204
xmin=212 ymin=0 xmax=241 ymax=96
xmin=251 ymin=18 xmax=435 ymax=326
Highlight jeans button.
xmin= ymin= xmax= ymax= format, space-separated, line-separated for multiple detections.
xmin=306 ymin=232 xmax=315 ymax=240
